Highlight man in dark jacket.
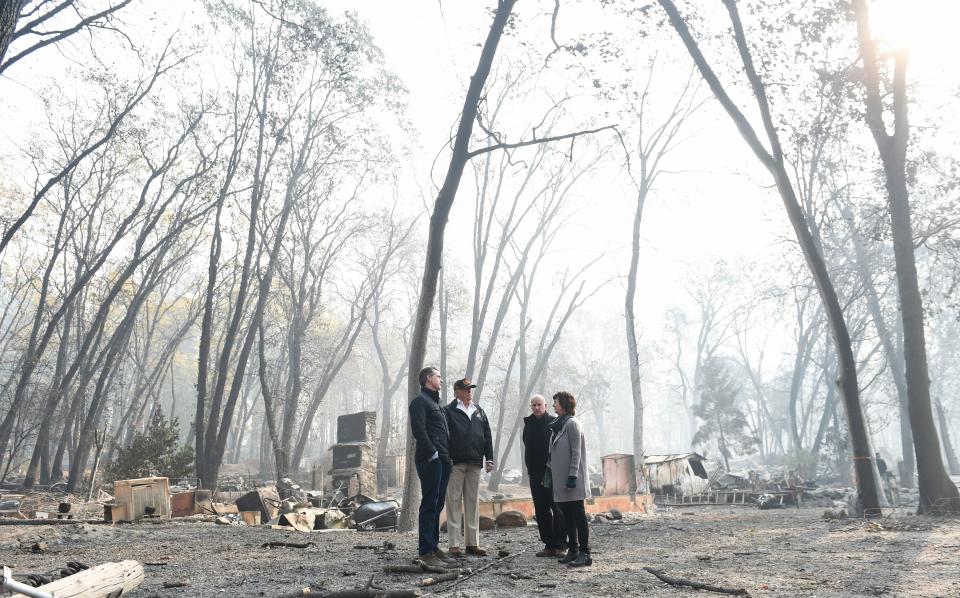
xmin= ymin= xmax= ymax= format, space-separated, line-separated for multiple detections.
xmin=444 ymin=378 xmax=494 ymax=556
xmin=522 ymin=393 xmax=567 ymax=557
xmin=409 ymin=366 xmax=456 ymax=568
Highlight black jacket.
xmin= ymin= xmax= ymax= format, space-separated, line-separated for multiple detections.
xmin=410 ymin=386 xmax=450 ymax=463
xmin=522 ymin=412 xmax=556 ymax=473
xmin=444 ymin=399 xmax=494 ymax=466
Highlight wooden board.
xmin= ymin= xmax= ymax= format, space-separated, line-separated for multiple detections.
xmin=9 ymin=560 xmax=143 ymax=598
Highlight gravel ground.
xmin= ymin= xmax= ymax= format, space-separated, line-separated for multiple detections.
xmin=1 ymin=506 xmax=958 ymax=597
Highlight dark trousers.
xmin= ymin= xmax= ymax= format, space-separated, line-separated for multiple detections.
xmin=528 ymin=469 xmax=566 ymax=549
xmin=558 ymin=500 xmax=589 ymax=553
xmin=415 ymin=457 xmax=452 ymax=555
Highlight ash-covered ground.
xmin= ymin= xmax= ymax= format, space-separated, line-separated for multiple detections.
xmin=1 ymin=506 xmax=958 ymax=597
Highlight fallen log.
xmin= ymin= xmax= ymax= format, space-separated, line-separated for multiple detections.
xmin=643 ymin=567 xmax=749 ymax=596
xmin=8 ymin=560 xmax=143 ymax=598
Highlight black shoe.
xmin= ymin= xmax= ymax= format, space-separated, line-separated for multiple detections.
xmin=569 ymin=551 xmax=592 ymax=567
xmin=558 ymin=549 xmax=578 ymax=564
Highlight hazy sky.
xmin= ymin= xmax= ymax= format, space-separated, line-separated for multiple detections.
xmin=315 ymin=1 xmax=782 ymax=315
xmin=7 ymin=0 xmax=956 ymax=323
xmin=5 ymin=0 xmax=957 ymax=354
xmin=313 ymin=0 xmax=960 ymax=322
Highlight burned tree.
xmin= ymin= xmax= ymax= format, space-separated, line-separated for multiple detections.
xmin=398 ymin=0 xmax=615 ymax=530
xmin=853 ymin=0 xmax=960 ymax=513
xmin=195 ymin=0 xmax=400 ymax=487
xmin=657 ymin=0 xmax=882 ymax=515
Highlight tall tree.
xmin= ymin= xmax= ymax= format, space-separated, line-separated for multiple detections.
xmin=488 ymin=250 xmax=603 ymax=490
xmin=0 ymin=59 xmax=193 ymax=466
xmin=399 ymin=1 xmax=518 ymax=531
xmin=852 ymin=0 xmax=960 ymax=513
xmin=841 ymin=201 xmax=915 ymax=487
xmin=658 ymin=0 xmax=882 ymax=514
xmin=620 ymin=62 xmax=702 ymax=481
xmin=397 ymin=0 xmax=612 ymax=529
xmin=195 ymin=0 xmax=396 ymax=487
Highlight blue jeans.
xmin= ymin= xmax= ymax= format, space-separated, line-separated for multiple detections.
xmin=416 ymin=457 xmax=452 ymax=555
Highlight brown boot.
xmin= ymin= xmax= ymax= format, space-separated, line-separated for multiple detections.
xmin=434 ymin=548 xmax=458 ymax=564
xmin=465 ymin=545 xmax=488 ymax=556
xmin=418 ymin=553 xmax=458 ymax=569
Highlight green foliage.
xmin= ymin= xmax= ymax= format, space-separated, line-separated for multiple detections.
xmin=692 ymin=357 xmax=759 ymax=470
xmin=106 ymin=412 xmax=193 ymax=482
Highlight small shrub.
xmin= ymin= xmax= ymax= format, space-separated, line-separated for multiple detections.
xmin=106 ymin=412 xmax=193 ymax=482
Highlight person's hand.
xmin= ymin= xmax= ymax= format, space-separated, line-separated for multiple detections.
xmin=566 ymin=476 xmax=577 ymax=489
xmin=485 ymin=461 xmax=494 ymax=473
xmin=429 ymin=451 xmax=438 ymax=462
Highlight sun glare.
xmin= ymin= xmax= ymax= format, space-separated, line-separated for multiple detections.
xmin=868 ymin=0 xmax=960 ymax=75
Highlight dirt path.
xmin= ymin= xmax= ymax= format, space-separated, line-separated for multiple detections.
xmin=1 ymin=506 xmax=957 ymax=597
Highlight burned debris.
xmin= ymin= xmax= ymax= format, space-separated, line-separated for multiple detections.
xmin=643 ymin=453 xmax=820 ymax=508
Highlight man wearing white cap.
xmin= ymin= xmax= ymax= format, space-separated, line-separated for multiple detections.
xmin=444 ymin=377 xmax=494 ymax=557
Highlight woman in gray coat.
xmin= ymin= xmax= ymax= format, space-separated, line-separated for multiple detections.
xmin=547 ymin=391 xmax=592 ymax=567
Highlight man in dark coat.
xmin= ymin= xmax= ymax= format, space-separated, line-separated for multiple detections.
xmin=409 ymin=366 xmax=456 ymax=568
xmin=444 ymin=378 xmax=494 ymax=556
xmin=522 ymin=393 xmax=567 ymax=557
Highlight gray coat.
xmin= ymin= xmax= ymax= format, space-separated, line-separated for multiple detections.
xmin=548 ymin=416 xmax=589 ymax=502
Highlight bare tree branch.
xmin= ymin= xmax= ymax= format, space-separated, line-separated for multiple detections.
xmin=466 ymin=124 xmax=617 ymax=159
xmin=0 ymin=0 xmax=135 ymax=74
xmin=0 ymin=36 xmax=182 ymax=256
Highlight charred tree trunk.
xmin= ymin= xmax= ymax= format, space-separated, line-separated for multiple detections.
xmin=625 ymin=192 xmax=645 ymax=476
xmin=370 ymin=302 xmax=408 ymax=495
xmin=935 ymin=398 xmax=960 ymax=476
xmin=489 ymin=339 xmax=520 ymax=484
xmin=398 ymin=0 xmax=517 ymax=532
xmin=841 ymin=204 xmax=915 ymax=487
xmin=204 ymin=178 xmax=296 ymax=486
xmin=659 ymin=0 xmax=882 ymax=514
xmin=788 ymin=307 xmax=819 ymax=452
xmin=195 ymin=197 xmax=226 ymax=484
xmin=438 ymin=268 xmax=449 ymax=405
xmin=0 ymin=1 xmax=24 ymax=67
xmin=854 ymin=0 xmax=960 ymax=513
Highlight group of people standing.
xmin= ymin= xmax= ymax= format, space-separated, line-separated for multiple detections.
xmin=409 ymin=366 xmax=593 ymax=569
xmin=522 ymin=392 xmax=592 ymax=567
